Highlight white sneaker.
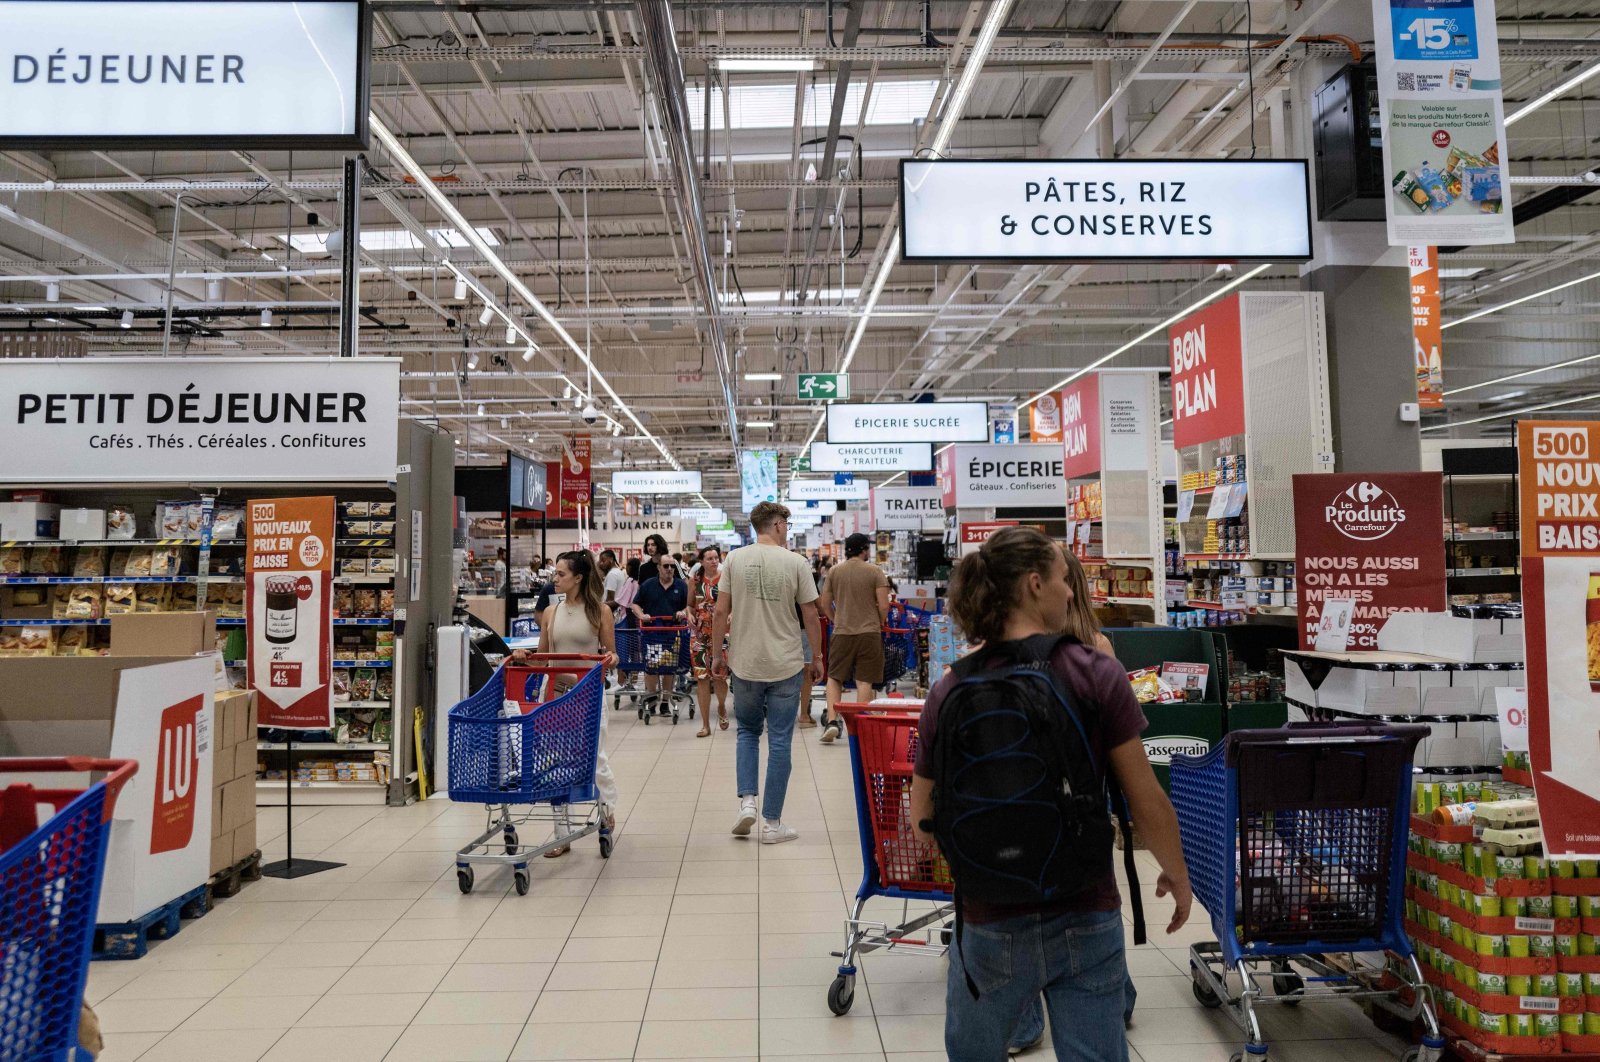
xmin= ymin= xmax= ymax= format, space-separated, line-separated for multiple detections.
xmin=732 ymin=799 xmax=758 ymax=837
xmin=761 ymin=821 xmax=799 ymax=845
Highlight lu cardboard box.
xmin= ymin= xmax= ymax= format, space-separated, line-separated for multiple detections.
xmin=110 ymin=610 xmax=216 ymax=658
xmin=0 ymin=654 xmax=214 ymax=923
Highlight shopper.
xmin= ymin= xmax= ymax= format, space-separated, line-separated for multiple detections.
xmin=512 ymin=550 xmax=619 ymax=857
xmin=630 ymin=553 xmax=689 ymax=712
xmin=614 ymin=557 xmax=642 ymax=690
xmin=908 ymin=527 xmax=1191 ymax=1062
xmin=816 ymin=532 xmax=889 ymax=744
xmin=711 ymin=501 xmax=823 ymax=844
xmin=688 ymin=545 xmax=729 ymax=737
xmin=599 ymin=549 xmax=625 ymax=607
xmin=638 ymin=533 xmax=669 ymax=584
xmin=493 ymin=547 xmax=509 ymax=597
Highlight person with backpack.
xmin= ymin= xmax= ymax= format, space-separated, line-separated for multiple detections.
xmin=908 ymin=526 xmax=1192 ymax=1061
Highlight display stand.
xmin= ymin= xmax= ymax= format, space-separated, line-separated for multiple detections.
xmin=260 ymin=735 xmax=346 ymax=880
xmin=1429 ymin=442 xmax=1520 ymax=609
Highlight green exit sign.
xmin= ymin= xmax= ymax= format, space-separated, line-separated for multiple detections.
xmin=789 ymin=455 xmax=811 ymax=473
xmin=796 ymin=373 xmax=849 ymax=401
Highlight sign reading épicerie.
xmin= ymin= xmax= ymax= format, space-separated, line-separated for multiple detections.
xmin=0 ymin=357 xmax=400 ymax=481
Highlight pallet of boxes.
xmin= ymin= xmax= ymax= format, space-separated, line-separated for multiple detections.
xmin=210 ymin=686 xmax=260 ymax=895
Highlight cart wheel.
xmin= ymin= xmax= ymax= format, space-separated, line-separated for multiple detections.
xmin=827 ymin=974 xmax=855 ymax=1015
xmin=1270 ymin=965 xmax=1304 ymax=1005
xmin=1191 ymin=967 xmax=1223 ymax=1009
xmin=671 ymin=711 xmax=679 ymax=725
xmin=599 ymin=834 xmax=613 ymax=858
xmin=456 ymin=866 xmax=474 ymax=895
xmin=688 ymin=704 xmax=696 ymax=719
xmin=514 ymin=869 xmax=530 ymax=896
xmin=503 ymin=828 xmax=518 ymax=855
xmin=1399 ymin=1049 xmax=1420 ymax=1062
xmin=941 ymin=927 xmax=953 ymax=946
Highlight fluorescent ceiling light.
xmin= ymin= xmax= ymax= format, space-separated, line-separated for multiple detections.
xmin=715 ymin=56 xmax=817 ymax=72
xmin=1441 ymin=267 xmax=1600 ymax=330
xmin=684 ymin=79 xmax=941 ymax=131
xmin=743 ymin=372 xmax=783 ymax=381
xmin=1447 ymin=350 xmax=1600 ymax=396
xmin=746 ymin=420 xmax=776 ymax=429
xmin=1422 ymin=389 xmax=1600 ymax=431
xmin=728 ymin=287 xmax=860 ymax=304
xmin=283 ymin=226 xmax=500 ymax=254
xmin=1438 ymin=267 xmax=1484 ymax=279
xmin=1506 ymin=61 xmax=1600 ymax=126
xmin=73 ymin=305 xmax=109 ymax=312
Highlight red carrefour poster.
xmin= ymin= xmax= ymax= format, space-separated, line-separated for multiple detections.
xmin=556 ymin=433 xmax=591 ymax=519
xmin=1518 ymin=421 xmax=1600 ymax=857
xmin=1293 ymin=473 xmax=1446 ymax=651
xmin=1168 ymin=294 xmax=1246 ymax=449
xmin=937 ymin=445 xmax=957 ymax=509
xmin=246 ymin=496 xmax=334 ymax=729
xmin=1059 ymin=375 xmax=1101 ymax=480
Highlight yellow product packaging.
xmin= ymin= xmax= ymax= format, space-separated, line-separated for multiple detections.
xmin=1508 ymin=1014 xmax=1533 ymax=1037
xmin=1464 ymin=844 xmax=1484 ymax=877
xmin=1577 ymin=859 xmax=1599 ymax=878
xmin=1477 ymin=1011 xmax=1507 ymax=1035
xmin=1529 ymin=935 xmax=1556 ymax=958
xmin=1562 ymin=1014 xmax=1584 ymax=1036
xmin=1558 ymin=935 xmax=1580 ymax=957
xmin=1535 ymin=973 xmax=1559 ymax=996
xmin=1474 ymin=893 xmax=1502 ymax=918
xmin=1525 ymin=894 xmax=1553 ymax=918
xmin=1579 ymin=933 xmax=1598 ymax=956
xmin=1535 ymin=1012 xmax=1561 ymax=1038
xmin=1476 ymin=933 xmax=1507 ymax=957
xmin=1507 ymin=934 xmax=1530 ymax=958
xmin=1525 ymin=856 xmax=1549 ymax=879
xmin=1555 ymin=895 xmax=1579 ymax=918
xmin=1507 ymin=974 xmax=1531 ymax=995
xmin=1558 ymin=972 xmax=1586 ymax=997
xmin=1588 ymin=1013 xmax=1600 ymax=1035
xmin=1501 ymin=896 xmax=1526 ymax=918
xmin=1580 ymin=895 xmax=1600 ymax=918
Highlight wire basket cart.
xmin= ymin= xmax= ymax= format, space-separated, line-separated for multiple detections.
xmin=448 ymin=657 xmax=611 ymax=897
xmin=1 ymin=757 xmax=136 ymax=1062
xmin=826 ymin=703 xmax=953 ymax=1017
xmin=1170 ymin=722 xmax=1445 ymax=1062
xmin=612 ymin=618 xmax=693 ymax=725
xmin=879 ymin=626 xmax=918 ymax=689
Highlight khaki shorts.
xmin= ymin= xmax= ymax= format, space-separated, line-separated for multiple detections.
xmin=828 ymin=631 xmax=884 ymax=686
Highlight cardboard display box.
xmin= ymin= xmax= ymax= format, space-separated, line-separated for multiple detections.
xmin=111 ymin=610 xmax=216 ymax=658
xmin=1377 ymin=613 xmax=1523 ymax=664
xmin=209 ymin=689 xmax=259 ymax=875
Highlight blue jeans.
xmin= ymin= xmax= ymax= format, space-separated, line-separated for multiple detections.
xmin=1009 ymin=972 xmax=1138 ymax=1049
xmin=946 ymin=908 xmax=1128 ymax=1062
xmin=732 ymin=670 xmax=802 ymax=821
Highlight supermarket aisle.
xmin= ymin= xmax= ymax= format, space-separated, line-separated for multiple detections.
xmin=85 ymin=702 xmax=1412 ymax=1062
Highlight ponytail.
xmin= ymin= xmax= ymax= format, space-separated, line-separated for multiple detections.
xmin=947 ymin=526 xmax=1060 ymax=646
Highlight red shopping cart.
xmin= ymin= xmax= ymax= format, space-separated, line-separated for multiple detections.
xmin=1 ymin=757 xmax=136 ymax=1062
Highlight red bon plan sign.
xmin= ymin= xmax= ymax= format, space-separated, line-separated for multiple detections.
xmin=1059 ymin=375 xmax=1101 ymax=480
xmin=1168 ymin=294 xmax=1246 ymax=449
xmin=1518 ymin=421 xmax=1600 ymax=857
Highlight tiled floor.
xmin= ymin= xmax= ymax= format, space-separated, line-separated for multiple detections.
xmin=87 ymin=697 xmax=1414 ymax=1061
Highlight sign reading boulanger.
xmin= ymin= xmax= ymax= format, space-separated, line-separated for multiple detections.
xmin=1292 ymin=473 xmax=1446 ymax=651
xmin=0 ymin=357 xmax=399 ymax=481
xmin=952 ymin=444 xmax=1068 ymax=508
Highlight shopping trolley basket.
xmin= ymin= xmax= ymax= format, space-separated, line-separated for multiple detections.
xmin=448 ymin=657 xmax=610 ymax=896
xmin=1170 ymin=722 xmax=1444 ymax=1062
xmin=1 ymin=757 xmax=136 ymax=1062
xmin=612 ymin=618 xmax=693 ymax=724
xmin=826 ymin=703 xmax=953 ymax=1017
xmin=879 ymin=626 xmax=917 ymax=689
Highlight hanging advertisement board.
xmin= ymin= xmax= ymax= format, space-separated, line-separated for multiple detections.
xmin=0 ymin=0 xmax=370 ymax=150
xmin=1168 ymin=295 xmax=1247 ymax=449
xmin=899 ymin=159 xmax=1313 ymax=262
xmin=952 ymin=444 xmax=1068 ymax=508
xmin=991 ymin=402 xmax=1017 ymax=444
xmin=0 ymin=356 xmax=400 ymax=482
xmin=1517 ymin=420 xmax=1600 ymax=857
xmin=1409 ymin=246 xmax=1445 ymax=408
xmin=827 ymin=401 xmax=989 ymax=444
xmin=1292 ymin=473 xmax=1447 ymax=651
xmin=937 ymin=445 xmax=957 ymax=509
xmin=739 ymin=449 xmax=778 ymax=513
xmin=611 ymin=470 xmax=703 ymax=495
xmin=1059 ymin=376 xmax=1101 ymax=479
xmin=808 ymin=442 xmax=933 ymax=473
xmin=247 ymin=495 xmax=335 ymax=730
xmin=1028 ymin=391 xmax=1064 ymax=444
xmin=508 ymin=453 xmax=547 ymax=513
xmin=1370 ymin=0 xmax=1514 ymax=245
xmin=554 ymin=434 xmax=591 ymax=519
xmin=871 ymin=486 xmax=945 ymax=531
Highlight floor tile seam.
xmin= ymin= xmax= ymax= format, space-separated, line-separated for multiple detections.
xmin=134 ymin=1022 xmax=293 ymax=1061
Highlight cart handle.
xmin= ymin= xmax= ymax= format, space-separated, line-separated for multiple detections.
xmin=0 ymin=757 xmax=138 ymax=823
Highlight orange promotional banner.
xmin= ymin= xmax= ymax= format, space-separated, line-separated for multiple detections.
xmin=246 ymin=495 xmax=335 ymax=730
xmin=1517 ymin=421 xmax=1600 ymax=857
xmin=1409 ymin=246 xmax=1443 ymax=409
xmin=1028 ymin=390 xmax=1064 ymax=444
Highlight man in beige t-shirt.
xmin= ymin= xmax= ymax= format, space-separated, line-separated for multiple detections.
xmin=816 ymin=533 xmax=890 ymax=743
xmin=711 ymin=502 xmax=823 ymax=844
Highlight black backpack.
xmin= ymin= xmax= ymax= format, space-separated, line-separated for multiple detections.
xmin=927 ymin=634 xmax=1145 ymax=992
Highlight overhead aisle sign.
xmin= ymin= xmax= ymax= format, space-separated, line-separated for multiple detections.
xmin=787 ymin=478 xmax=869 ymax=503
xmin=1371 ymin=0 xmax=1514 ymax=245
xmin=900 ymin=159 xmax=1312 ymax=262
xmin=871 ymin=486 xmax=944 ymax=530
xmin=1518 ymin=421 xmax=1600 ymax=857
xmin=952 ymin=444 xmax=1068 ymax=508
xmin=1167 ymin=295 xmax=1247 ymax=449
xmin=809 ymin=442 xmax=933 ymax=473
xmin=612 ymin=470 xmax=703 ymax=495
xmin=0 ymin=0 xmax=371 ymax=149
xmin=827 ymin=401 xmax=988 ymax=444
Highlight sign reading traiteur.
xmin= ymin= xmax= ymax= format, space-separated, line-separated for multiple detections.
xmin=1518 ymin=421 xmax=1600 ymax=857
xmin=247 ymin=496 xmax=335 ymax=730
xmin=1292 ymin=473 xmax=1446 ymax=651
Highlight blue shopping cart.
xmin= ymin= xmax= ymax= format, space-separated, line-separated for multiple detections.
xmin=1170 ymin=722 xmax=1444 ymax=1062
xmin=448 ymin=657 xmax=610 ymax=896
xmin=612 ymin=617 xmax=692 ymax=724
xmin=826 ymin=704 xmax=953 ymax=1017
xmin=1 ymin=757 xmax=136 ymax=1062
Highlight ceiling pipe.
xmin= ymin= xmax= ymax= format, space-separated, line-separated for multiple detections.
xmin=634 ymin=0 xmax=742 ymax=452
xmin=793 ymin=0 xmax=865 ymax=309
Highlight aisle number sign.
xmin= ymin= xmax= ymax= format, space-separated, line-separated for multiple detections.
xmin=1518 ymin=421 xmax=1600 ymax=857
xmin=1167 ymin=295 xmax=1247 ymax=449
xmin=797 ymin=373 xmax=849 ymax=401
xmin=247 ymin=495 xmax=335 ymax=730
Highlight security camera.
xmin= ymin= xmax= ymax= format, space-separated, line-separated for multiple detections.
xmin=581 ymin=403 xmax=599 ymax=425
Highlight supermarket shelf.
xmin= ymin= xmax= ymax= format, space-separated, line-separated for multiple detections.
xmin=0 ymin=538 xmax=203 ymax=548
xmin=337 ymin=538 xmax=394 ymax=548
xmin=0 ymin=575 xmax=196 ymax=585
xmin=1448 ymin=567 xmax=1520 ymax=578
xmin=334 ymin=617 xmax=393 ymax=627
xmin=258 ymin=741 xmax=387 ymax=752
xmin=1092 ymin=595 xmax=1157 ymax=606
xmin=334 ymin=659 xmax=392 ymax=668
xmin=255 ymin=778 xmax=388 ymax=806
xmin=342 ymin=700 xmax=391 ymax=709
xmin=1182 ymin=553 xmax=1255 ymax=563
xmin=207 ymin=574 xmax=393 ymax=585
xmin=0 ymin=617 xmax=110 ymax=626
xmin=1446 ymin=531 xmax=1516 ymax=542
xmin=1183 ymin=600 xmax=1232 ymax=610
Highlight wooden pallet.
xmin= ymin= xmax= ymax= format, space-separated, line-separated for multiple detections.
xmin=91 ymin=884 xmax=210 ymax=961
xmin=209 ymin=849 xmax=263 ymax=901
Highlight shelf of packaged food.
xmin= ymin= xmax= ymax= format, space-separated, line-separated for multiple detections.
xmin=0 ymin=538 xmax=201 ymax=548
xmin=1448 ymin=567 xmax=1521 ymax=578
xmin=337 ymin=538 xmax=395 ymax=548
xmin=255 ymin=778 xmax=388 ymax=806
xmin=341 ymin=700 xmax=391 ymax=709
xmin=1183 ymin=600 xmax=1231 ymax=610
xmin=225 ymin=658 xmax=393 ymax=668
xmin=1182 ymin=553 xmax=1255 ymax=563
xmin=1091 ymin=596 xmax=1156 ymax=607
xmin=0 ymin=617 xmax=111 ymax=626
xmin=257 ymin=741 xmax=388 ymax=752
xmin=1447 ymin=531 xmax=1517 ymax=542
xmin=216 ymin=617 xmax=393 ymax=627
xmin=206 ymin=574 xmax=394 ymax=585
xmin=0 ymin=575 xmax=197 ymax=585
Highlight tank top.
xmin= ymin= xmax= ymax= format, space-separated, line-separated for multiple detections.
xmin=546 ymin=600 xmax=602 ymax=655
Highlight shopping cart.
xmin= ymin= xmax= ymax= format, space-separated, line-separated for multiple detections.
xmin=448 ymin=657 xmax=611 ymax=896
xmin=879 ymin=626 xmax=917 ymax=689
xmin=1 ymin=757 xmax=136 ymax=1062
xmin=613 ymin=617 xmax=692 ymax=725
xmin=826 ymin=703 xmax=953 ymax=1017
xmin=1170 ymin=722 xmax=1445 ymax=1062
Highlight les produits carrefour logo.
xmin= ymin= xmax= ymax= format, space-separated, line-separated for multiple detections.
xmin=1326 ymin=481 xmax=1407 ymax=541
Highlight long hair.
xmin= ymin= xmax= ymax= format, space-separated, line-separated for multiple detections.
xmin=1060 ymin=545 xmax=1100 ymax=647
xmin=947 ymin=526 xmax=1059 ymax=646
xmin=643 ymin=533 xmax=668 ymax=558
xmin=558 ymin=550 xmax=606 ymax=635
